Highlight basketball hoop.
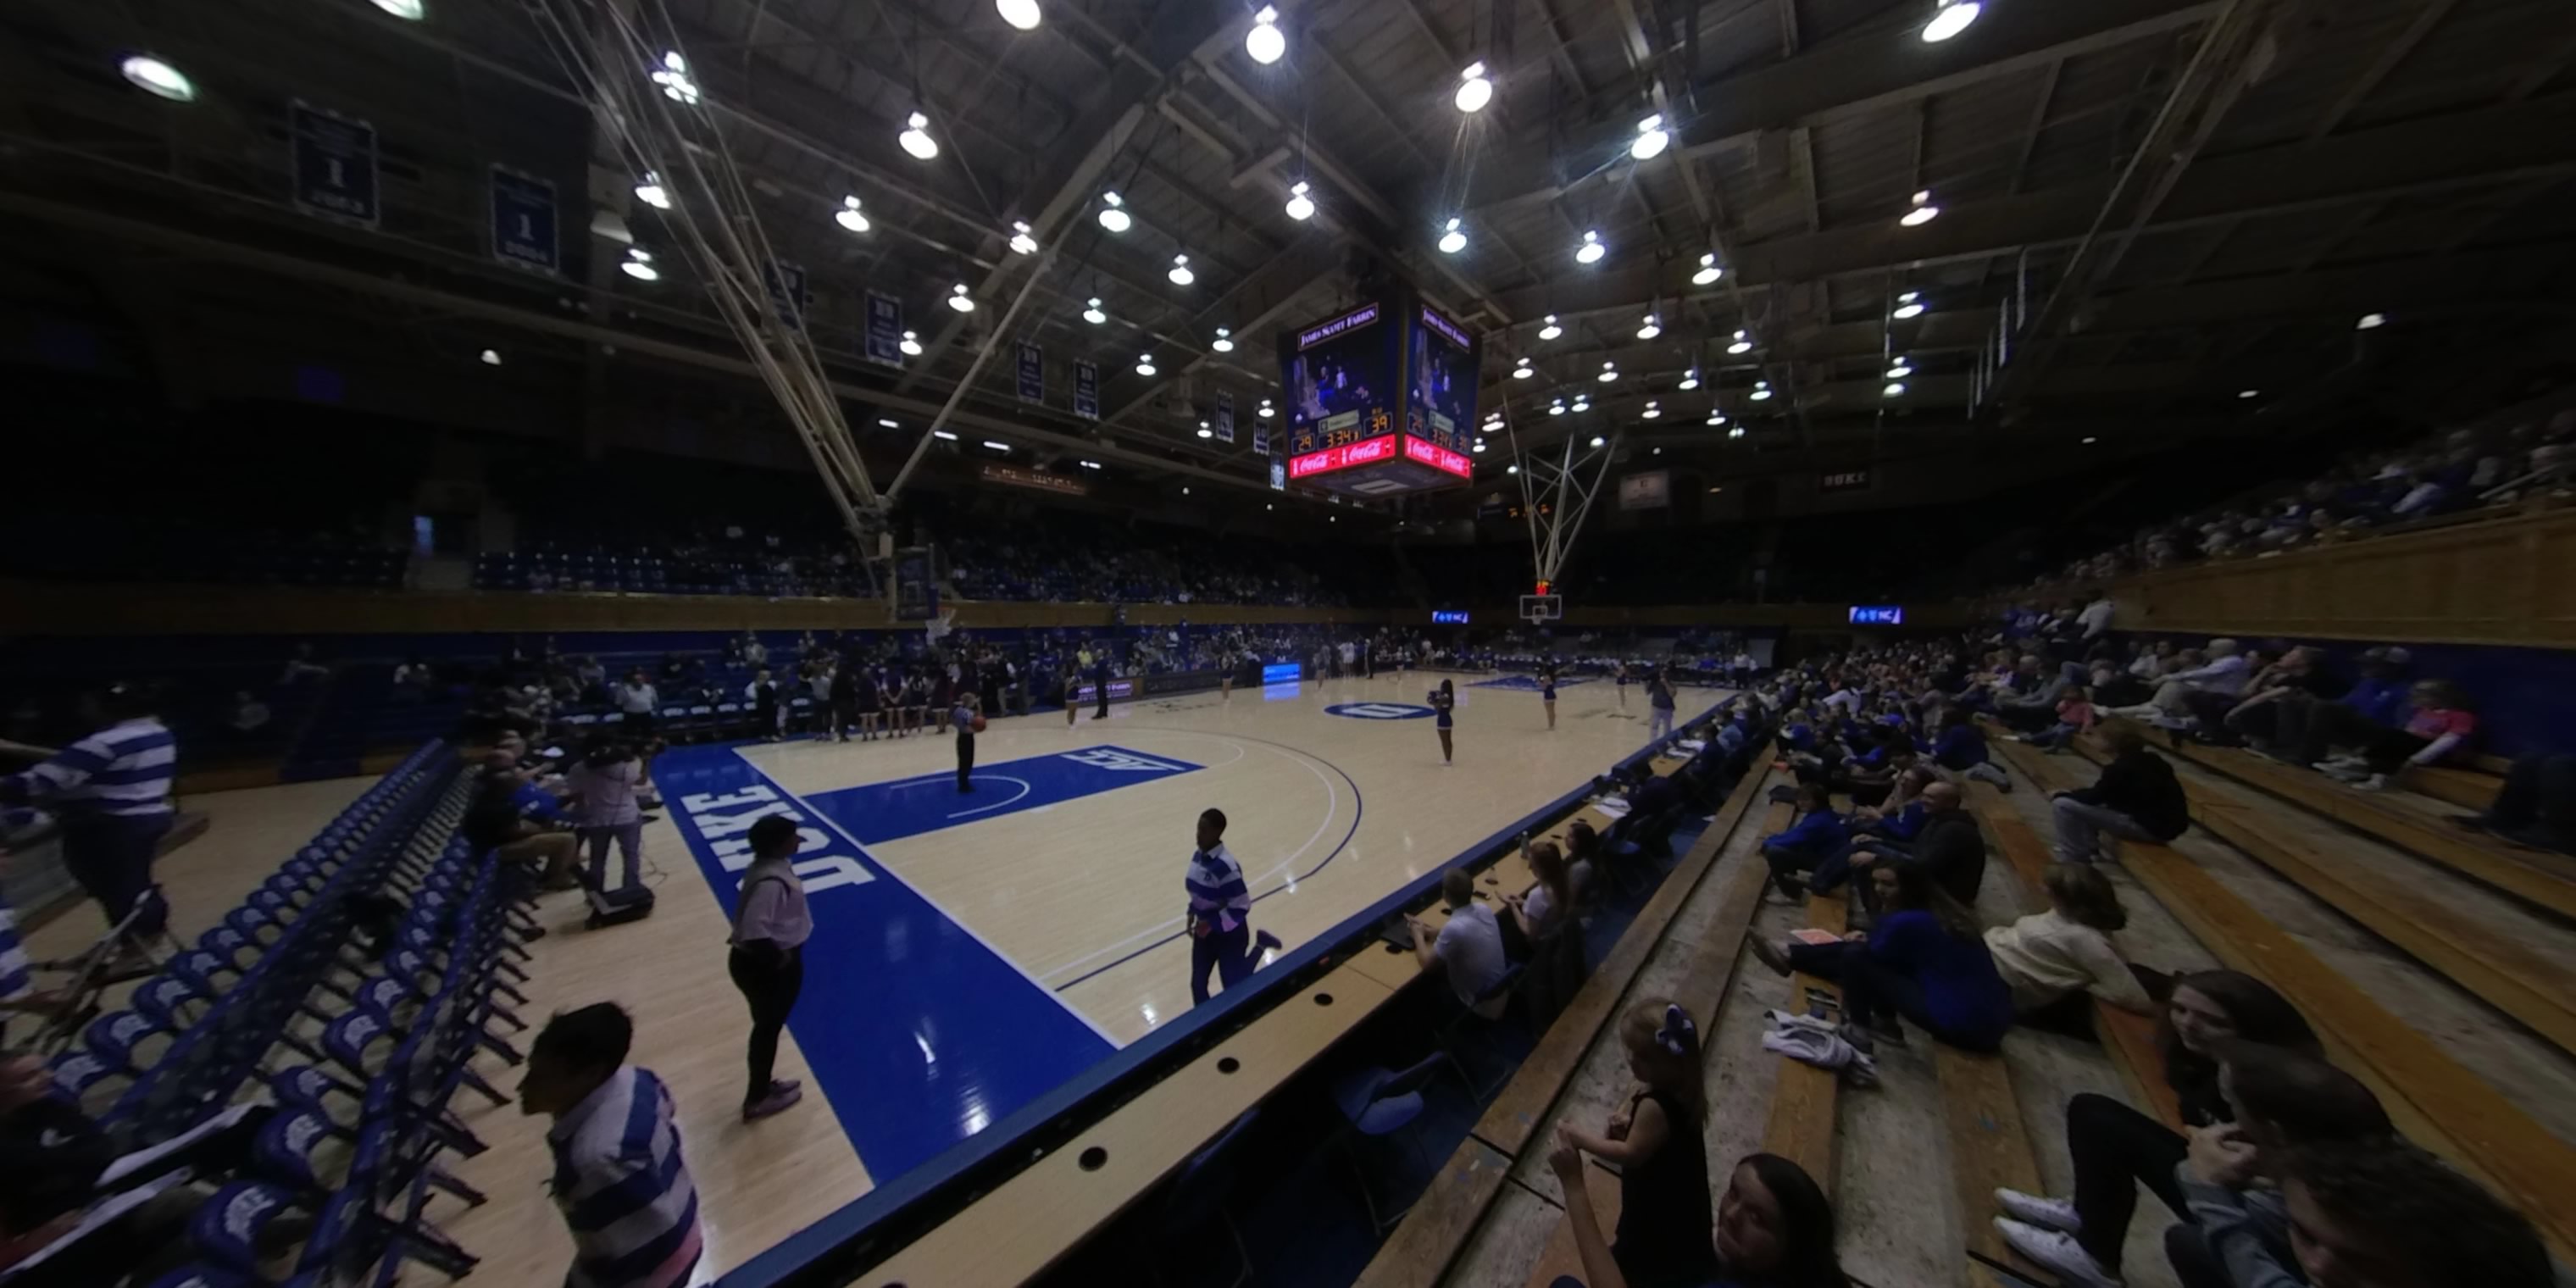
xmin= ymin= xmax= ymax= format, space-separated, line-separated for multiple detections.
xmin=1518 ymin=593 xmax=1564 ymax=625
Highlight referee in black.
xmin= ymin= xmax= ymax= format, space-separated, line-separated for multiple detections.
xmin=953 ymin=692 xmax=980 ymax=793
xmin=1092 ymin=647 xmax=1112 ymax=721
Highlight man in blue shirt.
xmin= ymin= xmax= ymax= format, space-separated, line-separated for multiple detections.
xmin=2275 ymin=646 xmax=2413 ymax=769
xmin=1761 ymin=784 xmax=1849 ymax=901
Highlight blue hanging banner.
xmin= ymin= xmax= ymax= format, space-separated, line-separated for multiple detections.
xmin=488 ymin=166 xmax=558 ymax=275
xmin=291 ymin=101 xmax=380 ymax=229
xmin=1252 ymin=407 xmax=1269 ymax=457
xmin=864 ymin=291 xmax=902 ymax=367
xmin=763 ymin=260 xmax=809 ymax=330
xmin=1269 ymin=457 xmax=1286 ymax=491
xmin=1213 ymin=391 xmax=1235 ymax=444
xmin=1074 ymin=359 xmax=1100 ymax=420
xmin=1016 ymin=341 xmax=1044 ymax=403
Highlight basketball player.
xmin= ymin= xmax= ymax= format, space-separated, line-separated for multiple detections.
xmin=1185 ymin=808 xmax=1281 ymax=1004
xmin=1431 ymin=678 xmax=1456 ymax=764
xmin=1541 ymin=662 xmax=1559 ymax=731
xmin=952 ymin=692 xmax=980 ymax=794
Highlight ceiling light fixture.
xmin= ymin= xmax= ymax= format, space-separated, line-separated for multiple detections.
xmin=932 ymin=430 xmax=958 ymax=441
xmin=1678 ymin=369 xmax=1702 ymax=391
xmin=1641 ymin=402 xmax=1661 ymax=419
xmin=1693 ymin=252 xmax=1723 ymax=286
xmin=1597 ymin=361 xmax=1618 ymax=383
xmin=1212 ymin=327 xmax=1235 ymax=353
xmin=1079 ymin=459 xmax=1102 ymax=469
xmin=1513 ymin=358 xmax=1535 ymax=380
xmin=833 ymin=195 xmax=869 ymax=232
xmin=1575 ymin=230 xmax=1606 ymax=264
xmin=1196 ymin=425 xmax=1213 ymax=439
xmin=1630 ymin=114 xmax=1670 ymax=161
xmin=1082 ymin=297 xmax=1107 ymax=325
xmin=1705 ymin=412 xmax=1726 ymax=425
xmin=1167 ymin=253 xmax=1194 ymax=286
xmin=1891 ymin=290 xmax=1925 ymax=319
xmin=1455 ymin=61 xmax=1493 ymax=114
xmin=1728 ymin=425 xmax=1746 ymax=439
xmin=1570 ymin=395 xmax=1591 ymax=412
xmin=1549 ymin=399 xmax=1567 ymax=416
xmin=1589 ymin=435 xmax=1607 ymax=448
xmin=619 ymin=247 xmax=658 ymax=281
xmin=900 ymin=330 xmax=924 ymax=357
xmin=2238 ymin=389 xmax=2261 ymax=399
xmin=1438 ymin=217 xmax=1467 ymax=255
xmin=1901 ymin=189 xmax=1940 ymax=226
xmin=2082 ymin=436 xmax=2100 ymax=445
xmin=1539 ymin=314 xmax=1563 ymax=341
xmin=1284 ymin=180 xmax=1314 ymax=221
xmin=1727 ymin=330 xmax=1753 ymax=355
xmin=982 ymin=441 xmax=1011 ymax=452
xmin=947 ymin=284 xmax=975 ymax=313
xmin=1507 ymin=464 xmax=1520 ymax=475
xmin=1923 ymin=0 xmax=1983 ymax=42
xmin=1750 ymin=380 xmax=1772 ymax=402
xmin=1636 ymin=312 xmax=1661 ymax=340
xmin=1257 ymin=399 xmax=1274 ymax=419
xmin=878 ymin=419 xmax=899 ymax=429
xmin=1097 ymin=190 xmax=1131 ymax=232
xmin=1246 ymin=6 xmax=1286 ymax=64
xmin=1887 ymin=359 xmax=1913 ymax=379
xmin=2356 ymin=312 xmax=2388 ymax=330
xmin=1135 ymin=354 xmax=1158 ymax=376
xmin=1883 ymin=381 xmax=1907 ymax=397
xmin=898 ymin=111 xmax=939 ymax=160
xmin=1007 ymin=220 xmax=1037 ymax=255
xmin=635 ymin=173 xmax=670 ymax=210
xmin=650 ymin=52 xmax=699 ymax=104
xmin=997 ymin=0 xmax=1043 ymax=31
xmin=479 ymin=348 xmax=501 ymax=365
xmin=120 ymin=54 xmax=195 ymax=103
xmin=371 ymin=0 xmax=427 ymax=18
xmin=1473 ymin=441 xmax=1487 ymax=453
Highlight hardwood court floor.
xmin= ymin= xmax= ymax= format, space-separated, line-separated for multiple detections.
xmin=31 ymin=672 xmax=1717 ymax=1285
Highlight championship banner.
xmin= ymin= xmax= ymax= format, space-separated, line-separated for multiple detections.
xmin=1016 ymin=341 xmax=1044 ymax=403
xmin=1074 ymin=359 xmax=1100 ymax=419
xmin=489 ymin=166 xmax=558 ymax=274
xmin=1252 ymin=412 xmax=1269 ymax=457
xmin=1269 ymin=457 xmax=1286 ymax=491
xmin=763 ymin=260 xmax=808 ymax=330
xmin=864 ymin=291 xmax=903 ymax=367
xmin=291 ymin=101 xmax=380 ymax=228
xmin=1213 ymin=391 xmax=1235 ymax=444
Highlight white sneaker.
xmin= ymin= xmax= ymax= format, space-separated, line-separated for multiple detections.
xmin=1993 ymin=1188 xmax=2080 ymax=1234
xmin=2353 ymin=773 xmax=2389 ymax=792
xmin=1995 ymin=1219 xmax=2122 ymax=1288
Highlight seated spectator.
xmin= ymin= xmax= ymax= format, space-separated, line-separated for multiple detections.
xmin=2451 ymin=752 xmax=2576 ymax=856
xmin=1508 ymin=840 xmax=1578 ymax=941
xmin=2022 ymin=683 xmax=2098 ymax=751
xmin=1761 ymin=784 xmax=1851 ymax=900
xmin=464 ymin=757 xmax=579 ymax=893
xmin=1410 ymin=869 xmax=1507 ymax=1019
xmin=1749 ymin=862 xmax=2015 ymax=1053
xmin=2050 ymin=724 xmax=2190 ymax=864
xmin=1850 ymin=766 xmax=1939 ymax=842
xmin=2212 ymin=646 xmax=2336 ymax=748
xmin=1994 ymin=971 xmax=2319 ymax=1288
xmin=2271 ymin=1139 xmax=2553 ymax=1288
xmin=1995 ymin=659 xmax=2079 ymax=734
xmin=1549 ymin=1143 xmax=1845 ymax=1288
xmin=1985 ymin=863 xmax=2155 ymax=1027
xmin=1551 ymin=1001 xmax=1724 ymax=1288
xmin=2271 ymin=647 xmax=2412 ymax=768
xmin=2162 ymin=1043 xmax=2398 ymax=1288
xmin=1846 ymin=780 xmax=1985 ymax=908
xmin=1930 ymin=708 xmax=2012 ymax=790
xmin=2322 ymin=679 xmax=2474 ymax=792
xmin=2109 ymin=639 xmax=2249 ymax=724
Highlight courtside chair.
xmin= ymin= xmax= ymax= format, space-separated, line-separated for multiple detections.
xmin=1327 ymin=1052 xmax=1446 ymax=1234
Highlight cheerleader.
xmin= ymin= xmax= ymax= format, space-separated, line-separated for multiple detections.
xmin=1541 ymin=663 xmax=1559 ymax=731
xmin=1431 ymin=678 xmax=1456 ymax=764
xmin=1614 ymin=661 xmax=1631 ymax=708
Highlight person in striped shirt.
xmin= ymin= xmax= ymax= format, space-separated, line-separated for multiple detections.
xmin=0 ymin=684 xmax=175 ymax=955
xmin=1185 ymin=808 xmax=1281 ymax=1005
xmin=520 ymin=1003 xmax=703 ymax=1288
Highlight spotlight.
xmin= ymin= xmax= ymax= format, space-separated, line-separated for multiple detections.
xmin=834 ymin=196 xmax=869 ymax=232
xmin=1513 ymin=358 xmax=1534 ymax=380
xmin=1008 ymin=220 xmax=1037 ymax=255
xmin=1257 ymin=399 xmax=1274 ymax=419
xmin=1548 ymin=399 xmax=1566 ymax=416
xmin=370 ymin=0 xmax=427 ymax=18
xmin=1883 ymin=381 xmax=1907 ymax=397
xmin=479 ymin=348 xmax=501 ymax=365
xmin=1507 ymin=464 xmax=1519 ymax=475
xmin=879 ymin=419 xmax=899 ymax=429
xmin=1168 ymin=254 xmax=1194 ymax=286
xmin=1136 ymin=354 xmax=1158 ymax=376
xmin=1079 ymin=460 xmax=1102 ymax=469
xmin=1473 ymin=441 xmax=1487 ymax=453
xmin=947 ymin=284 xmax=975 ymax=313
xmin=899 ymin=111 xmax=940 ymax=161
xmin=983 ymin=441 xmax=1011 ymax=452
xmin=120 ymin=54 xmax=195 ymax=103
xmin=900 ymin=330 xmax=924 ymax=356
xmin=1212 ymin=327 xmax=1235 ymax=353
xmin=1693 ymin=252 xmax=1723 ymax=286
xmin=1629 ymin=114 xmax=1670 ymax=161
xmin=1571 ymin=396 xmax=1591 ymax=412
xmin=1636 ymin=312 xmax=1661 ymax=340
xmin=1641 ymin=402 xmax=1661 ymax=419
xmin=1727 ymin=330 xmax=1753 ymax=355
xmin=1454 ymin=62 xmax=1493 ymax=114
xmin=650 ymin=52 xmax=699 ymax=104
xmin=1284 ymin=180 xmax=1314 ymax=221
xmin=1750 ymin=381 xmax=1772 ymax=402
xmin=2356 ymin=312 xmax=2388 ymax=330
xmin=1083 ymin=297 xmax=1107 ymax=325
xmin=1705 ymin=412 xmax=1725 ymax=425
xmin=1539 ymin=314 xmax=1563 ymax=341
xmin=1246 ymin=6 xmax=1285 ymax=64
xmin=1923 ymin=0 xmax=1983 ymax=42
xmin=2083 ymin=436 xmax=2100 ymax=445
xmin=1892 ymin=290 xmax=1925 ymax=319
xmin=1901 ymin=189 xmax=1939 ymax=226
xmin=1097 ymin=190 xmax=1131 ymax=232
xmin=1438 ymin=218 xmax=1467 ymax=255
xmin=619 ymin=247 xmax=659 ymax=281
xmin=1589 ymin=436 xmax=1607 ymax=448
xmin=997 ymin=0 xmax=1042 ymax=31
xmin=1728 ymin=425 xmax=1746 ymax=439
xmin=2239 ymin=389 xmax=2261 ymax=399
xmin=635 ymin=174 xmax=670 ymax=210
xmin=1887 ymin=360 xmax=1913 ymax=379
xmin=1575 ymin=230 xmax=1606 ymax=264
xmin=1196 ymin=425 xmax=1213 ymax=439
xmin=932 ymin=430 xmax=958 ymax=441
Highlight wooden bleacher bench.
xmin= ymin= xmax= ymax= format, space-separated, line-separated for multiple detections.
xmin=1985 ymin=735 xmax=2576 ymax=1263
xmin=1761 ymin=814 xmax=1848 ymax=1193
xmin=2414 ymin=763 xmax=2504 ymax=811
xmin=1354 ymin=762 xmax=1774 ymax=1288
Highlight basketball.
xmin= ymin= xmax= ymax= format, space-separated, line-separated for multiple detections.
xmin=969 ymin=713 xmax=988 ymax=733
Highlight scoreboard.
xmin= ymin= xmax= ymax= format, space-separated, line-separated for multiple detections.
xmin=1278 ymin=291 xmax=1478 ymax=497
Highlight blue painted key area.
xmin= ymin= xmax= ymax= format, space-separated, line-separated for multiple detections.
xmin=801 ymin=743 xmax=1203 ymax=844
xmin=654 ymin=745 xmax=1119 ymax=1183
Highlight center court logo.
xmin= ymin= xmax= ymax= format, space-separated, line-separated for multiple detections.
xmin=1326 ymin=702 xmax=1436 ymax=720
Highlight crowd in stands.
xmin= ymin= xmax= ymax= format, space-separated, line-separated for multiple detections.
xmin=2028 ymin=407 xmax=2576 ymax=589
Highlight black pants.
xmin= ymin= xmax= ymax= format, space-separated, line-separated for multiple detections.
xmin=64 ymin=813 xmax=173 ymax=941
xmin=2163 ymin=1222 xmax=2230 ymax=1288
xmin=2485 ymin=753 xmax=2576 ymax=836
xmin=2067 ymin=1091 xmax=2189 ymax=1269
xmin=2285 ymin=700 xmax=2379 ymax=766
xmin=956 ymin=733 xmax=975 ymax=791
xmin=1095 ymin=685 xmax=1110 ymax=719
xmin=1190 ymin=924 xmax=1257 ymax=1003
xmin=2361 ymin=728 xmax=2431 ymax=774
xmin=727 ymin=945 xmax=804 ymax=1105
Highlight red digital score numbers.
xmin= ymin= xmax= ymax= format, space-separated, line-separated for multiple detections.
xmin=1287 ymin=434 xmax=1470 ymax=482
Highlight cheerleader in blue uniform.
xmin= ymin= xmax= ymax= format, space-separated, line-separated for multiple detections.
xmin=1430 ymin=679 xmax=1456 ymax=764
xmin=1541 ymin=663 xmax=1559 ymax=731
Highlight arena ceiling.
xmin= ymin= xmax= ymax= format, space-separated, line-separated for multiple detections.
xmin=3 ymin=0 xmax=2575 ymax=512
